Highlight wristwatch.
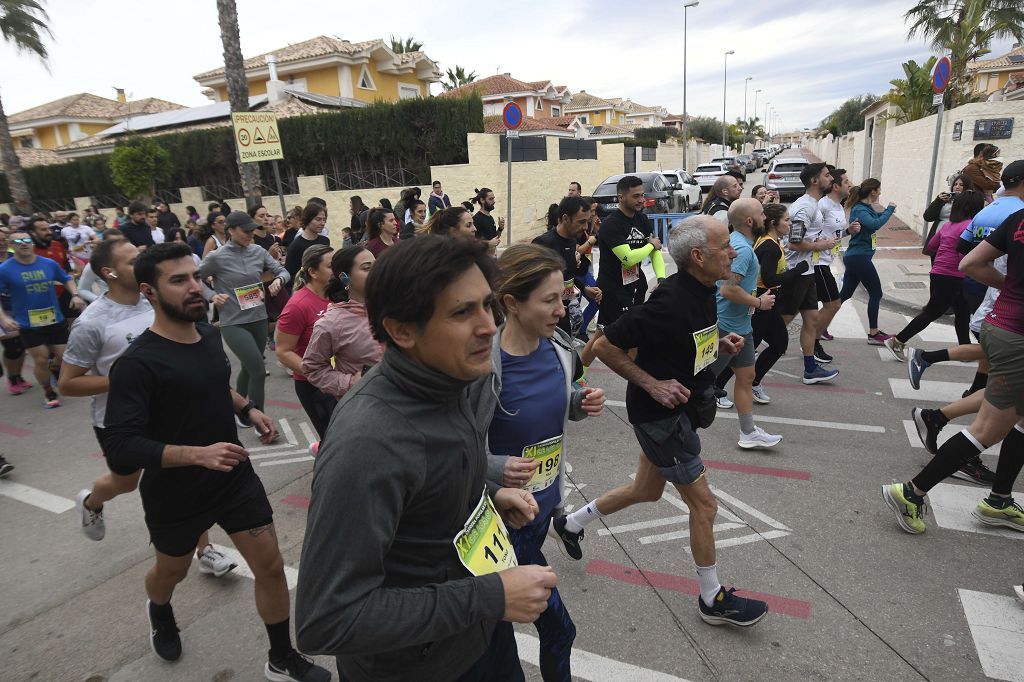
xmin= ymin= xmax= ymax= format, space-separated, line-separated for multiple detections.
xmin=237 ymin=399 xmax=255 ymax=420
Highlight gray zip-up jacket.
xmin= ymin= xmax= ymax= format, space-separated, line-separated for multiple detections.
xmin=197 ymin=240 xmax=288 ymax=326
xmin=295 ymin=347 xmax=506 ymax=681
xmin=486 ymin=325 xmax=587 ymax=508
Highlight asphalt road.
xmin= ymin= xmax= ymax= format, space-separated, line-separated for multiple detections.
xmin=1 ymin=238 xmax=1021 ymax=681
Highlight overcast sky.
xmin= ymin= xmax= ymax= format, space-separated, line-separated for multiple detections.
xmin=1 ymin=0 xmax=1015 ymax=131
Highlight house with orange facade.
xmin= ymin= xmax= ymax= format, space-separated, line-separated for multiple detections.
xmin=440 ymin=74 xmax=573 ymax=118
xmin=967 ymin=44 xmax=1024 ymax=100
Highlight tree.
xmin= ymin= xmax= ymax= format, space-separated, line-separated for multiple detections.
xmin=0 ymin=0 xmax=52 ymax=214
xmin=905 ymin=0 xmax=1024 ymax=106
xmin=216 ymin=0 xmax=259 ymax=208
xmin=389 ymin=35 xmax=422 ymax=53
xmin=818 ymin=94 xmax=879 ymax=137
xmin=441 ymin=66 xmax=478 ymax=92
xmin=686 ymin=116 xmax=727 ymax=144
xmin=882 ymin=57 xmax=938 ymax=123
xmin=109 ymin=137 xmax=172 ymax=201
xmin=735 ymin=117 xmax=765 ymax=146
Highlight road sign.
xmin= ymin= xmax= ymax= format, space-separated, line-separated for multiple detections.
xmin=502 ymin=101 xmax=524 ymax=130
xmin=231 ymin=112 xmax=284 ymax=163
xmin=506 ymin=130 xmax=520 ymax=139
xmin=933 ymin=93 xmax=944 ymax=107
xmin=932 ymin=56 xmax=952 ymax=94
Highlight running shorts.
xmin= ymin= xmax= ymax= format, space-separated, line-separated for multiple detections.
xmin=19 ymin=320 xmax=69 ymax=349
xmin=814 ymin=265 xmax=840 ymax=303
xmin=633 ymin=414 xmax=705 ymax=486
xmin=776 ymin=276 xmax=818 ymax=316
xmin=979 ymin=321 xmax=1024 ymax=414
xmin=709 ymin=332 xmax=755 ymax=373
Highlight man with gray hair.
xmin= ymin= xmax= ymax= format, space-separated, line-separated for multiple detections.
xmin=551 ymin=215 xmax=770 ymax=628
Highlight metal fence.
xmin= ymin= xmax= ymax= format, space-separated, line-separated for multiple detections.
xmin=325 ymin=168 xmax=423 ymax=192
xmin=647 ymin=212 xmax=698 ymax=244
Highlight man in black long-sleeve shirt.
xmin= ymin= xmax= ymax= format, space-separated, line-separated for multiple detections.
xmin=103 ymin=242 xmax=328 ymax=682
xmin=120 ymin=200 xmax=155 ymax=249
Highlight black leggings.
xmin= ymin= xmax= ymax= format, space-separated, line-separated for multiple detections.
xmin=715 ymin=306 xmax=789 ymax=389
xmin=895 ymin=274 xmax=970 ymax=345
xmin=293 ymin=379 xmax=337 ymax=439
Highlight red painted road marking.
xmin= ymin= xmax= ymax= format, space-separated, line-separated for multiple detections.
xmin=266 ymin=399 xmax=302 ymax=410
xmin=704 ymin=459 xmax=811 ymax=481
xmin=281 ymin=494 xmax=310 ymax=509
xmin=761 ymin=382 xmax=866 ymax=395
xmin=90 ymin=451 xmax=104 ymax=460
xmin=0 ymin=423 xmax=32 ymax=437
xmin=586 ymin=559 xmax=811 ymax=619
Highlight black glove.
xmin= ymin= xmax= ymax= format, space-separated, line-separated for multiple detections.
xmin=795 ymin=261 xmax=810 ymax=274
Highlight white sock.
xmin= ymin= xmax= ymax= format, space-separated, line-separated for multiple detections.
xmin=695 ymin=563 xmax=721 ymax=606
xmin=565 ymin=500 xmax=604 ymax=533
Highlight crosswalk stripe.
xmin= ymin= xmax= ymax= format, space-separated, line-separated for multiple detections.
xmin=249 ymin=449 xmax=311 ymax=461
xmin=279 ymin=419 xmax=297 ymax=445
xmin=0 ymin=480 xmax=75 ymax=514
xmin=827 ymin=303 xmax=866 ymax=339
xmin=876 ymin=347 xmax=974 ymax=367
xmin=605 ymin=400 xmax=885 ymax=433
xmin=958 ymin=589 xmax=1024 ymax=682
xmin=711 ymin=485 xmax=790 ymax=531
xmin=928 ymin=483 xmax=1024 ymax=540
xmin=597 ymin=515 xmax=689 ymax=536
xmin=901 ymin=315 xmax=959 ymax=343
xmin=888 ymin=378 xmax=969 ymax=403
xmin=639 ymin=522 xmax=745 ymax=545
xmin=259 ymin=455 xmax=314 ymax=467
xmin=515 ymin=632 xmax=692 ymax=682
xmin=208 ymin=543 xmax=299 ymax=590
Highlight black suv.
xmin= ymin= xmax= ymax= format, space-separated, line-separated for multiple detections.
xmin=592 ymin=172 xmax=682 ymax=215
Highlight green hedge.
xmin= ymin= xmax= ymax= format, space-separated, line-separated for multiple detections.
xmin=1 ymin=95 xmax=484 ymax=204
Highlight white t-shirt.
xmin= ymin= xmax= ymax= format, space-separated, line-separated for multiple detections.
xmin=63 ymin=295 xmax=154 ymax=428
xmin=150 ymin=228 xmax=166 ymax=244
xmin=817 ymin=196 xmax=847 ymax=267
xmin=970 ymin=256 xmax=1007 ymax=334
xmin=784 ymin=193 xmax=824 ymax=276
xmin=62 ymin=225 xmax=97 ymax=260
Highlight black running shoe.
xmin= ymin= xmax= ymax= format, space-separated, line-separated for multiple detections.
xmin=813 ymin=341 xmax=833 ymax=364
xmin=952 ymin=456 xmax=996 ymax=486
xmin=265 ymin=649 xmax=331 ymax=682
xmin=0 ymin=455 xmax=13 ymax=478
xmin=146 ymin=600 xmax=181 ymax=662
xmin=549 ymin=515 xmax=584 ymax=561
xmin=912 ymin=407 xmax=945 ymax=455
xmin=698 ymin=587 xmax=768 ymax=627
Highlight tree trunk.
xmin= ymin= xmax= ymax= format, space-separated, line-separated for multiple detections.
xmin=0 ymin=92 xmax=32 ymax=214
xmin=216 ymin=0 xmax=260 ymax=209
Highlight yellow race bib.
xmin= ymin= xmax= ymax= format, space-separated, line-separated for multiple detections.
xmin=234 ymin=283 xmax=265 ymax=310
xmin=871 ymin=233 xmax=878 ymax=250
xmin=453 ymin=488 xmax=517 ymax=576
xmin=28 ymin=307 xmax=57 ymax=327
xmin=692 ymin=323 xmax=718 ymax=374
xmin=521 ymin=436 xmax=562 ymax=493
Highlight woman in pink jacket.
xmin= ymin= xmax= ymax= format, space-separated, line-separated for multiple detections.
xmin=885 ymin=189 xmax=985 ymax=361
xmin=301 ymin=246 xmax=384 ymax=453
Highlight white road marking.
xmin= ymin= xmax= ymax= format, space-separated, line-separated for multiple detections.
xmin=877 ymin=348 xmax=974 ymax=367
xmin=259 ymin=456 xmax=314 ymax=467
xmin=710 ymin=486 xmax=790 ymax=531
xmin=901 ymin=315 xmax=958 ymax=344
xmin=606 ymin=399 xmax=884 ymax=433
xmin=958 ymin=589 xmax=1024 ymax=682
xmin=299 ymin=421 xmax=317 ymax=447
xmin=248 ymin=442 xmax=301 ymax=454
xmin=929 ymin=483 xmax=1024 ymax=540
xmin=515 ymin=633 xmax=692 ymax=681
xmin=766 ymin=368 xmax=802 ymax=380
xmin=597 ymin=515 xmax=690 ymax=536
xmin=639 ymin=522 xmax=746 ymax=545
xmin=828 ymin=303 xmax=867 ymax=339
xmin=278 ymin=418 xmax=297 ymax=445
xmin=712 ymin=529 xmax=790 ymax=549
xmin=249 ymin=450 xmax=311 ymax=461
xmin=207 ymin=543 xmax=299 ymax=590
xmin=901 ymin=420 xmax=1000 ymax=455
xmin=0 ymin=480 xmax=75 ymax=514
xmin=889 ymin=378 xmax=970 ymax=403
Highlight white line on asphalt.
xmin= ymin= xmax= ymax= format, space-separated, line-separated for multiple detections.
xmin=828 ymin=303 xmax=867 ymax=339
xmin=958 ymin=589 xmax=1024 ymax=682
xmin=299 ymin=421 xmax=317 ymax=447
xmin=711 ymin=529 xmax=790 ymax=549
xmin=928 ymin=483 xmax=1024 ymax=540
xmin=710 ymin=486 xmax=791 ymax=531
xmin=248 ymin=442 xmax=298 ymax=454
xmin=515 ymin=633 xmax=693 ymax=681
xmin=249 ymin=450 xmax=310 ymax=461
xmin=607 ymin=400 xmax=884 ymax=433
xmin=901 ymin=315 xmax=958 ymax=344
xmin=766 ymin=368 xmax=802 ymax=380
xmin=279 ymin=419 xmax=297 ymax=445
xmin=597 ymin=515 xmax=690 ymax=536
xmin=889 ymin=378 xmax=970 ymax=403
xmin=900 ymin=420 xmax=999 ymax=455
xmin=656 ymin=484 xmax=743 ymax=524
xmin=639 ymin=522 xmax=746 ymax=545
xmin=0 ymin=480 xmax=75 ymax=514
xmin=877 ymin=348 xmax=974 ymax=366
xmin=207 ymin=543 xmax=299 ymax=590
xmin=259 ymin=456 xmax=314 ymax=467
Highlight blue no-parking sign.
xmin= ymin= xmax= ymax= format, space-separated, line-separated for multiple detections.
xmin=502 ymin=101 xmax=524 ymax=130
xmin=932 ymin=57 xmax=951 ymax=94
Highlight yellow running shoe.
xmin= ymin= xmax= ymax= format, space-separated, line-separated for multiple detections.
xmin=972 ymin=497 xmax=1024 ymax=532
xmin=882 ymin=483 xmax=927 ymax=534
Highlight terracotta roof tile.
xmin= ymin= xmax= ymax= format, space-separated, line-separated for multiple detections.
xmin=440 ymin=74 xmax=540 ymax=99
xmin=565 ymin=91 xmax=614 ymax=111
xmin=8 ymin=93 xmax=184 ymax=124
xmin=482 ymin=115 xmax=574 ymax=133
xmin=969 ymin=45 xmax=1024 ymax=70
xmin=3 ymin=147 xmax=67 ymax=169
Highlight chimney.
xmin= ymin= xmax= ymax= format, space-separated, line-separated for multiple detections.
xmin=266 ymin=54 xmax=280 ymax=81
xmin=265 ymin=54 xmax=287 ymax=104
xmin=115 ymin=88 xmax=127 ymax=103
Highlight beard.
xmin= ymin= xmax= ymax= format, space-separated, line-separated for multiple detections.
xmin=32 ymin=234 xmax=51 ymax=247
xmin=156 ymin=293 xmax=207 ymax=323
xmin=484 ymin=200 xmax=495 ymax=212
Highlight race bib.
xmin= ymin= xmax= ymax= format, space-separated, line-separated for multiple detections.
xmin=453 ymin=488 xmax=517 ymax=576
xmin=748 ymin=289 xmax=757 ymax=317
xmin=234 ymin=283 xmax=265 ymax=310
xmin=521 ymin=435 xmax=563 ymax=493
xmin=692 ymin=323 xmax=718 ymax=374
xmin=812 ymin=250 xmax=820 ymax=265
xmin=561 ymin=280 xmax=577 ymax=301
xmin=621 ymin=264 xmax=639 ymax=285
xmin=871 ymin=233 xmax=878 ymax=250
xmin=28 ymin=307 xmax=57 ymax=328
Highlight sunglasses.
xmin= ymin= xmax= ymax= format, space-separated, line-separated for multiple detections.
xmin=11 ymin=238 xmax=33 ymax=245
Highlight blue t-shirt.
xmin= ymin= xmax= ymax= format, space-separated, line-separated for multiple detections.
xmin=716 ymin=230 xmax=757 ymax=335
xmin=488 ymin=340 xmax=567 ymax=526
xmin=959 ymin=196 xmax=1024 ymax=292
xmin=0 ymin=256 xmax=70 ymax=328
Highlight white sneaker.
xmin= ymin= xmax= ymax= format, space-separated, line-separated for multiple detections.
xmin=196 ymin=545 xmax=237 ymax=577
xmin=751 ymin=385 xmax=771 ymax=404
xmin=716 ymin=395 xmax=734 ymax=409
xmin=75 ymin=488 xmax=105 ymax=541
xmin=738 ymin=427 xmax=783 ymax=449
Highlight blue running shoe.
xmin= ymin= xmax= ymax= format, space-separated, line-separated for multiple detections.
xmin=802 ymin=364 xmax=839 ymax=385
xmin=907 ymin=347 xmax=930 ymax=390
xmin=698 ymin=587 xmax=768 ymax=627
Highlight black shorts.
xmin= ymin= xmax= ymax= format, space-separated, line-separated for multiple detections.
xmin=633 ymin=414 xmax=705 ymax=486
xmin=814 ymin=266 xmax=840 ymax=303
xmin=19 ymin=320 xmax=69 ymax=349
xmin=146 ymin=469 xmax=274 ymax=557
xmin=598 ymin=284 xmax=644 ymax=327
xmin=93 ymin=426 xmax=140 ymax=477
xmin=776 ymin=276 xmax=818 ymax=316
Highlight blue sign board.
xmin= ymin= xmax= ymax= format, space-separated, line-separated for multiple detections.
xmin=502 ymin=102 xmax=524 ymax=130
xmin=932 ymin=57 xmax=951 ymax=94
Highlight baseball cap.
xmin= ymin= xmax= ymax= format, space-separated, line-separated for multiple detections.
xmin=224 ymin=210 xmax=259 ymax=231
xmin=1001 ymin=160 xmax=1024 ymax=187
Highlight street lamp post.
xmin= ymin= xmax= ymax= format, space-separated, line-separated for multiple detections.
xmin=752 ymin=88 xmax=761 ymax=146
xmin=722 ymin=50 xmax=734 ymax=153
xmin=742 ymin=76 xmax=752 ymax=152
xmin=682 ymin=0 xmax=699 ymax=169
xmin=764 ymin=101 xmax=771 ymax=145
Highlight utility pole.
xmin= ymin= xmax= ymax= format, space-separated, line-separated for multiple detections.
xmin=722 ymin=50 xmax=734 ymax=153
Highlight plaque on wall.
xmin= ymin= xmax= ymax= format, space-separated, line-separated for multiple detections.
xmin=973 ymin=118 xmax=1013 ymax=140
xmin=952 ymin=120 xmax=963 ymax=141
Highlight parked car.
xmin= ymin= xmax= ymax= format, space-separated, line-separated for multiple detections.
xmin=765 ymin=158 xmax=808 ymax=200
xmin=693 ymin=163 xmax=728 ymax=191
xmin=592 ymin=172 xmax=680 ymax=215
xmin=662 ymin=170 xmax=702 ymax=212
xmin=735 ymin=154 xmax=757 ymax=173
xmin=752 ymin=148 xmax=770 ymax=165
xmin=711 ymin=156 xmax=745 ymax=176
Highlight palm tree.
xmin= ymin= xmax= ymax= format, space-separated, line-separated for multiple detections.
xmin=216 ymin=0 xmax=259 ymax=208
xmin=882 ymin=57 xmax=939 ymax=123
xmin=389 ymin=35 xmax=423 ymax=54
xmin=441 ymin=66 xmax=478 ymax=92
xmin=0 ymin=0 xmax=53 ymax=214
xmin=905 ymin=0 xmax=1024 ymax=106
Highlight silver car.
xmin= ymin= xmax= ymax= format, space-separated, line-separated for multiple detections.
xmin=765 ymin=158 xmax=808 ymax=200
xmin=693 ymin=163 xmax=728 ymax=191
xmin=662 ymin=170 xmax=703 ymax=212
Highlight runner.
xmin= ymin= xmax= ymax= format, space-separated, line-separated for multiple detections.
xmin=531 ymin=195 xmax=592 ymax=338
xmin=58 ymin=239 xmax=236 ymax=575
xmin=814 ymin=167 xmax=859 ymax=362
xmin=62 ymin=212 xmax=98 ymax=269
xmin=778 ymin=163 xmax=840 ymax=384
xmin=199 ymin=211 xmax=290 ymax=421
xmin=0 ymin=227 xmax=30 ymax=395
xmin=284 ymin=203 xmax=330 ymax=281
xmin=0 ymin=230 xmax=86 ymax=408
xmin=202 ymin=211 xmax=228 ymax=258
xmin=425 ymin=205 xmax=477 ymax=238
xmin=576 ymin=199 xmax=603 ymax=341
xmin=883 ymin=202 xmax=1024 ymax=535
xmin=486 ymin=243 xmax=605 ymax=680
xmin=472 ymin=187 xmax=505 ymax=254
xmin=121 ymin=201 xmax=156 ymax=249
xmin=363 ymin=207 xmax=399 ymax=257
xmin=552 ymin=215 xmax=769 ymax=627
xmin=708 ymin=199 xmax=782 ymax=449
xmin=296 ymin=235 xmax=557 ymax=680
xmin=700 ymin=174 xmax=742 ymax=225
